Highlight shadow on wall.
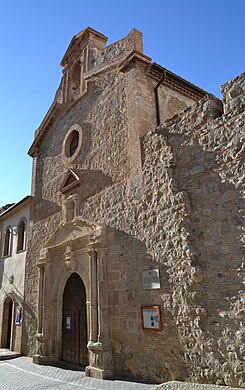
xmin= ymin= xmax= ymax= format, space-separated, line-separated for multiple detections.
xmin=33 ymin=169 xmax=113 ymax=223
xmin=1 ymin=273 xmax=23 ymax=302
xmin=32 ymin=198 xmax=62 ymax=223
xmin=10 ymin=288 xmax=37 ymax=356
xmin=0 ymin=258 xmax=4 ymax=289
xmin=0 ymin=279 xmax=36 ymax=355
xmin=102 ymin=226 xmax=180 ymax=382
xmin=77 ymin=169 xmax=113 ymax=201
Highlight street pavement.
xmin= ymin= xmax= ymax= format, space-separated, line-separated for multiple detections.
xmin=0 ymin=356 xmax=156 ymax=389
xmin=155 ymin=382 xmax=243 ymax=390
xmin=0 ymin=356 xmax=243 ymax=390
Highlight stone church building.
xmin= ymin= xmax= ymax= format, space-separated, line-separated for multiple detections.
xmin=25 ymin=27 xmax=244 ymax=386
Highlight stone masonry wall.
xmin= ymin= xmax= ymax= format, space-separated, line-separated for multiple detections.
xmin=91 ymin=29 xmax=143 ymax=69
xmin=78 ymin=73 xmax=244 ymax=386
xmin=25 ymin=28 xmax=202 ymax=361
xmin=25 ymin=24 xmax=244 ymax=385
xmin=24 ymin=67 xmax=129 ymax=355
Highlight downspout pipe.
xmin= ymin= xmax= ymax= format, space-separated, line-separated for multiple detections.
xmin=154 ymin=70 xmax=166 ymax=127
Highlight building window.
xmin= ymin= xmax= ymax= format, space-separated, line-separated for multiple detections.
xmin=17 ymin=220 xmax=26 ymax=252
xmin=65 ymin=130 xmax=79 ymax=158
xmin=63 ymin=124 xmax=83 ymax=163
xmin=71 ymin=62 xmax=81 ymax=99
xmin=3 ymin=227 xmax=12 ymax=257
xmin=69 ymin=131 xmax=79 ymax=157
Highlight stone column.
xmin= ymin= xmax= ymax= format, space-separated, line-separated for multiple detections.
xmin=37 ymin=265 xmax=44 ymax=334
xmin=88 ymin=249 xmax=98 ymax=344
xmin=97 ymin=248 xmax=111 ymax=346
xmin=86 ymin=247 xmax=113 ymax=379
xmin=33 ymin=249 xmax=51 ymax=364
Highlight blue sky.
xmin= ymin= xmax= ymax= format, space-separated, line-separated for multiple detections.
xmin=0 ymin=0 xmax=244 ymax=206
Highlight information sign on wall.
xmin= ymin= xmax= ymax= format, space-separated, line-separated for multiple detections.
xmin=141 ymin=306 xmax=161 ymax=331
xmin=142 ymin=269 xmax=160 ymax=289
xmin=66 ymin=316 xmax=71 ymax=330
xmin=15 ymin=307 xmax=22 ymax=325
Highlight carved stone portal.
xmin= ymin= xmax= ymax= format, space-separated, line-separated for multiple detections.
xmin=34 ymin=217 xmax=113 ymax=379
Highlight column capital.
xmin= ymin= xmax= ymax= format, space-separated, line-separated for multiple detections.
xmin=87 ymin=248 xmax=97 ymax=260
xmin=37 ymin=248 xmax=51 ymax=268
xmin=64 ymin=244 xmax=73 ymax=261
xmin=95 ymin=247 xmax=108 ymax=254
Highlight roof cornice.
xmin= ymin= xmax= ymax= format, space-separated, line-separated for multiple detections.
xmin=149 ymin=63 xmax=207 ymax=101
xmin=118 ymin=50 xmax=152 ymax=72
xmin=28 ymin=101 xmax=62 ymax=157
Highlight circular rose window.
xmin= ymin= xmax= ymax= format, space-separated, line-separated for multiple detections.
xmin=63 ymin=124 xmax=82 ymax=162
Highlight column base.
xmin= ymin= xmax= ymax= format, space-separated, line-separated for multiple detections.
xmin=85 ymin=365 xmax=114 ymax=379
xmin=33 ymin=354 xmax=52 ymax=365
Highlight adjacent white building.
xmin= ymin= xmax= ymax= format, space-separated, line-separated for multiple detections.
xmin=0 ymin=196 xmax=31 ymax=352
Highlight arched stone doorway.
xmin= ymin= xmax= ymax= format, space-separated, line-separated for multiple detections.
xmin=1 ymin=297 xmax=13 ymax=349
xmin=34 ymin=219 xmax=113 ymax=378
xmin=62 ymin=273 xmax=88 ymax=366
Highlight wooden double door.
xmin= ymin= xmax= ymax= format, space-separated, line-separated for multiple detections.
xmin=62 ymin=273 xmax=88 ymax=366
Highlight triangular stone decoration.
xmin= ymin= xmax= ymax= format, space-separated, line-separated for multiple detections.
xmin=60 ymin=169 xmax=81 ymax=194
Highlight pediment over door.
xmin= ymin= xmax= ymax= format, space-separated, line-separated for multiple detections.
xmin=60 ymin=169 xmax=81 ymax=194
xmin=39 ymin=217 xmax=106 ymax=264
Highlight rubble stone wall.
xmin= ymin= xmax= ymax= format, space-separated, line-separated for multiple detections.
xmin=79 ymin=73 xmax=245 ymax=386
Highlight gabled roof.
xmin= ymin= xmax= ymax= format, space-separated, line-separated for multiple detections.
xmin=0 ymin=196 xmax=32 ymax=219
xmin=28 ymin=101 xmax=62 ymax=157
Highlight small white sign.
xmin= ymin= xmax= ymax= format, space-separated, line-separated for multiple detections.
xmin=66 ymin=316 xmax=71 ymax=330
xmin=142 ymin=269 xmax=160 ymax=289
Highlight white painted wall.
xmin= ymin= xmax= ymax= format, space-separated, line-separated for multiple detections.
xmin=0 ymin=199 xmax=30 ymax=350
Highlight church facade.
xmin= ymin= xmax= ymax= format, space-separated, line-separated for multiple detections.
xmin=25 ymin=27 xmax=245 ymax=386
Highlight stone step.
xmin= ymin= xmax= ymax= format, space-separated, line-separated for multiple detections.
xmin=0 ymin=349 xmax=21 ymax=361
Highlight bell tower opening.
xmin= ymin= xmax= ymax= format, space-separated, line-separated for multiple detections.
xmin=71 ymin=62 xmax=81 ymax=99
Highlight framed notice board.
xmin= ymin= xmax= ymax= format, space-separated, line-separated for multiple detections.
xmin=15 ymin=307 xmax=22 ymax=325
xmin=141 ymin=305 xmax=161 ymax=331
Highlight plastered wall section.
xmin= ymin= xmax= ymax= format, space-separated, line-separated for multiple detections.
xmin=0 ymin=203 xmax=30 ymax=352
xmin=78 ymin=73 xmax=244 ymax=386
